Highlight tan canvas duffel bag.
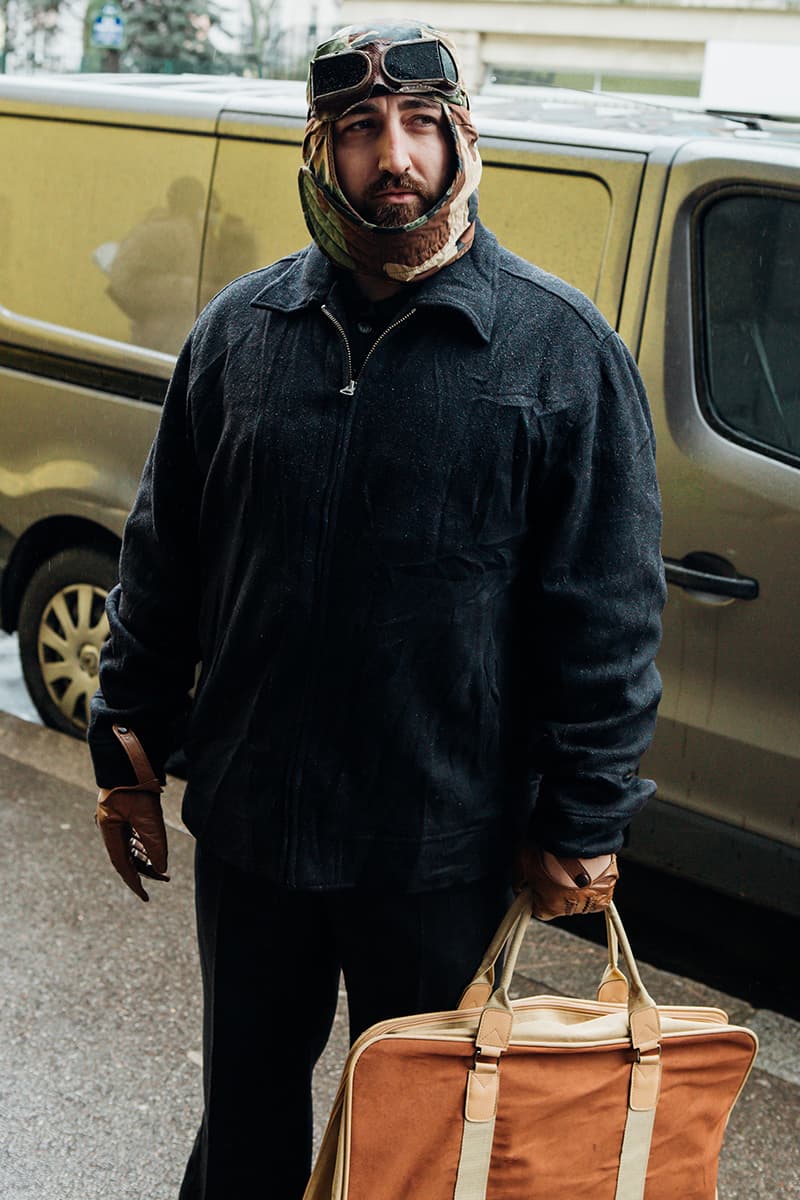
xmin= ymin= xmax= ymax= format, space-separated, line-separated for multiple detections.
xmin=304 ymin=892 xmax=757 ymax=1200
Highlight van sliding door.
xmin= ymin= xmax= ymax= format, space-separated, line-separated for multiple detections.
xmin=637 ymin=141 xmax=800 ymax=908
xmin=201 ymin=113 xmax=308 ymax=304
xmin=478 ymin=138 xmax=646 ymax=328
xmin=0 ymin=114 xmax=215 ymax=371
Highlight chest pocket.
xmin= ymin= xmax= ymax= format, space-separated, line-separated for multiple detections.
xmin=341 ymin=365 xmax=541 ymax=613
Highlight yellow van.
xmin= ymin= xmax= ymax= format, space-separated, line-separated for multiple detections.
xmin=1 ymin=75 xmax=798 ymax=914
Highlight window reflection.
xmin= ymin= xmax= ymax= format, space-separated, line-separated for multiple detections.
xmin=702 ymin=194 xmax=800 ymax=458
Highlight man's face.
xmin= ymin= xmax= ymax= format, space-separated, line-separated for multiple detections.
xmin=332 ymin=93 xmax=453 ymax=226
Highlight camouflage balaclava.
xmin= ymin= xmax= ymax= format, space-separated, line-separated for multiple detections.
xmin=299 ymin=21 xmax=482 ymax=284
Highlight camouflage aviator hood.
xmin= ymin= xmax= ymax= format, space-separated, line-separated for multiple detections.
xmin=299 ymin=21 xmax=482 ymax=283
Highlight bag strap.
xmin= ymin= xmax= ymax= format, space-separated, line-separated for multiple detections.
xmin=457 ymin=890 xmax=531 ymax=1009
xmin=111 ymin=723 xmax=162 ymax=792
xmin=453 ymin=897 xmax=662 ymax=1200
xmin=458 ymin=896 xmax=632 ymax=1009
xmin=597 ymin=907 xmax=630 ymax=1003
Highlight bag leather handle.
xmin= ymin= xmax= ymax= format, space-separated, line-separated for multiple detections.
xmin=459 ymin=893 xmax=660 ymax=1055
xmin=458 ymin=895 xmax=631 ymax=1008
xmin=457 ymin=890 xmax=532 ymax=1009
xmin=597 ymin=909 xmax=629 ymax=1003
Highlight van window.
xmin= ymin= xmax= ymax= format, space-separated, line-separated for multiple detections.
xmin=0 ymin=118 xmax=214 ymax=356
xmin=700 ymin=192 xmax=800 ymax=460
xmin=200 ymin=139 xmax=308 ymax=305
xmin=479 ymin=166 xmax=611 ymax=299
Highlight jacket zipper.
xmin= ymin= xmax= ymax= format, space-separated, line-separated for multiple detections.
xmin=282 ymin=303 xmax=416 ymax=884
xmin=321 ymin=303 xmax=417 ymax=395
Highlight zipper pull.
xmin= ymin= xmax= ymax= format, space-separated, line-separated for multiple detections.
xmin=340 ymin=380 xmax=356 ymax=396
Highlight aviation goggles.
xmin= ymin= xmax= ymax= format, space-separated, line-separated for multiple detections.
xmin=309 ymin=38 xmax=463 ymax=116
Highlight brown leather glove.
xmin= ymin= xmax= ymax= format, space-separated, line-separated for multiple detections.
xmin=95 ymin=724 xmax=169 ymax=902
xmin=96 ymin=785 xmax=169 ymax=901
xmin=514 ymin=845 xmax=619 ymax=920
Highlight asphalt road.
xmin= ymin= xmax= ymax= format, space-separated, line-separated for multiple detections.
xmin=1 ymin=710 xmax=798 ymax=1199
xmin=0 ymin=713 xmax=349 ymax=1200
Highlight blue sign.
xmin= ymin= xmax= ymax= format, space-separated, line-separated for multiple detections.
xmin=91 ymin=3 xmax=124 ymax=50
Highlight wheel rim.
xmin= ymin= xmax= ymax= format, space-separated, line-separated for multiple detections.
xmin=37 ymin=583 xmax=110 ymax=731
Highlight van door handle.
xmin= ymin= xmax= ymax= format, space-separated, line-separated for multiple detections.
xmin=663 ymin=553 xmax=759 ymax=601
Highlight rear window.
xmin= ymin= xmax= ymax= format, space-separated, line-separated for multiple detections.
xmin=479 ymin=167 xmax=611 ymax=298
xmin=0 ymin=116 xmax=214 ymax=357
xmin=699 ymin=191 xmax=800 ymax=463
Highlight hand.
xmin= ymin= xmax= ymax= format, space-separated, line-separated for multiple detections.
xmin=96 ymin=786 xmax=170 ymax=902
xmin=514 ymin=844 xmax=618 ymax=920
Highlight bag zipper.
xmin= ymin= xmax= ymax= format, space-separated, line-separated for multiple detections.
xmin=342 ymin=994 xmax=732 ymax=1066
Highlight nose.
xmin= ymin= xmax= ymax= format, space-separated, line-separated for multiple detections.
xmin=376 ymin=116 xmax=412 ymax=177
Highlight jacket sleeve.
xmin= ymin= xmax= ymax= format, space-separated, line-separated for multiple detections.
xmin=524 ymin=330 xmax=666 ymax=856
xmin=87 ymin=336 xmax=202 ymax=787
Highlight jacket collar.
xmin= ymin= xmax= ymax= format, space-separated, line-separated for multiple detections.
xmin=250 ymin=220 xmax=498 ymax=344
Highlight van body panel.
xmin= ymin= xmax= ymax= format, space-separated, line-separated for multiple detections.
xmin=0 ymin=114 xmax=216 ymax=356
xmin=0 ymin=305 xmax=174 ymax=380
xmin=210 ymin=108 xmax=646 ymax=325
xmin=0 ymin=75 xmax=223 ymax=131
xmin=202 ymin=135 xmax=310 ymax=302
xmin=616 ymin=144 xmax=679 ymax=356
xmin=217 ymin=113 xmax=306 ymax=141
xmin=639 ymin=137 xmax=800 ymax=854
xmin=0 ymin=372 xmax=158 ymax=542
xmin=476 ymin=140 xmax=646 ymax=323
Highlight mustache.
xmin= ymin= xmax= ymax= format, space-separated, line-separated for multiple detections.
xmin=365 ymin=172 xmax=428 ymax=200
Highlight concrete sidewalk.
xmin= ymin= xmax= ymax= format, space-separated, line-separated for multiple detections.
xmin=0 ymin=710 xmax=797 ymax=1199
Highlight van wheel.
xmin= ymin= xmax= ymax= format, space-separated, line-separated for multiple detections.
xmin=18 ymin=547 xmax=118 ymax=738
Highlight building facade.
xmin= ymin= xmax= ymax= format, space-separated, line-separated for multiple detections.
xmin=341 ymin=0 xmax=800 ymax=98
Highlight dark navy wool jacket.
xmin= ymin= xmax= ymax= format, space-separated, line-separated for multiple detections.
xmin=88 ymin=221 xmax=666 ymax=890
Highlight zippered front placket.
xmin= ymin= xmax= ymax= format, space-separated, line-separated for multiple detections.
xmin=322 ymin=303 xmax=417 ymax=395
xmin=282 ymin=303 xmax=417 ymax=884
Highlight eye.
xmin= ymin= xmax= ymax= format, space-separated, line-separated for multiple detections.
xmin=409 ymin=111 xmax=440 ymax=128
xmin=336 ymin=116 xmax=375 ymax=136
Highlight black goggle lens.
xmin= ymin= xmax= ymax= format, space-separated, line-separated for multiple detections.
xmin=441 ymin=47 xmax=458 ymax=85
xmin=384 ymin=40 xmax=444 ymax=83
xmin=311 ymin=52 xmax=370 ymax=99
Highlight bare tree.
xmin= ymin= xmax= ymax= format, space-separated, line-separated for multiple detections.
xmin=1 ymin=0 xmax=66 ymax=72
xmin=243 ymin=0 xmax=290 ymax=78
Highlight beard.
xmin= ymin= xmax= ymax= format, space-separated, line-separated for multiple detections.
xmin=362 ymin=172 xmax=433 ymax=226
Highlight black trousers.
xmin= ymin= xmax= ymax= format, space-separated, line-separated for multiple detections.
xmin=178 ymin=843 xmax=510 ymax=1200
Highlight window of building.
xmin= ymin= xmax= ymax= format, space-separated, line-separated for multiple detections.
xmin=486 ymin=67 xmax=700 ymax=98
xmin=699 ymin=192 xmax=800 ymax=461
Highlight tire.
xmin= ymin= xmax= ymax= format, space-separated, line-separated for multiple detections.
xmin=18 ymin=547 xmax=118 ymax=738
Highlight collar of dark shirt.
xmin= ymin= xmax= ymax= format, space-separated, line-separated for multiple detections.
xmin=250 ymin=219 xmax=498 ymax=345
xmin=334 ymin=271 xmax=419 ymax=379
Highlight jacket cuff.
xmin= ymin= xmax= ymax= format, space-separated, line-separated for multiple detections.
xmin=87 ymin=713 xmax=171 ymax=788
xmin=527 ymin=774 xmax=655 ymax=857
xmin=89 ymin=733 xmax=141 ymax=788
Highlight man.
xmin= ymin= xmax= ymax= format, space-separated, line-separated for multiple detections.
xmin=89 ymin=21 xmax=665 ymax=1200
